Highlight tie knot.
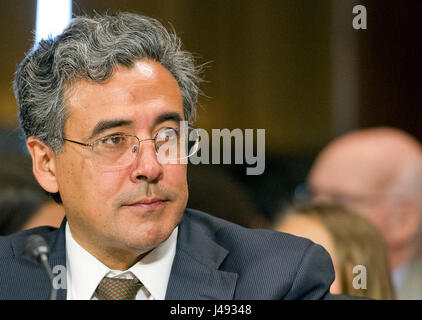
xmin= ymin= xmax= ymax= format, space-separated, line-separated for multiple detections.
xmin=95 ymin=277 xmax=143 ymax=300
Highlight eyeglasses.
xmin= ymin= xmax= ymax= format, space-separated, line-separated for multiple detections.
xmin=64 ymin=126 xmax=199 ymax=168
xmin=295 ymin=183 xmax=384 ymax=208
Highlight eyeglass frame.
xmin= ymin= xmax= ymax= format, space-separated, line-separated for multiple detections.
xmin=294 ymin=183 xmax=387 ymax=207
xmin=63 ymin=126 xmax=199 ymax=167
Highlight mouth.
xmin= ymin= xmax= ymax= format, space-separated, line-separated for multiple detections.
xmin=124 ymin=197 xmax=169 ymax=211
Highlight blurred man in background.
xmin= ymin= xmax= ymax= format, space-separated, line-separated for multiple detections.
xmin=308 ymin=127 xmax=422 ymax=299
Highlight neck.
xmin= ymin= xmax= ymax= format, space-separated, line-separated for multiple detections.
xmin=91 ymin=247 xmax=151 ymax=270
xmin=68 ymin=223 xmax=152 ymax=270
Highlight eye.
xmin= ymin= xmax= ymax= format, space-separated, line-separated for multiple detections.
xmin=155 ymin=128 xmax=178 ymax=145
xmin=98 ymin=135 xmax=125 ymax=146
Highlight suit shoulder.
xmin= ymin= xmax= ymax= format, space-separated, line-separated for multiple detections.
xmin=183 ymin=208 xmax=334 ymax=299
xmin=183 ymin=208 xmax=314 ymax=255
xmin=0 ymin=226 xmax=58 ymax=258
xmin=0 ymin=234 xmax=14 ymax=257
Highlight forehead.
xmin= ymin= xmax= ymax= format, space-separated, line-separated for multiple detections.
xmin=309 ymin=143 xmax=394 ymax=195
xmin=64 ymin=60 xmax=183 ymax=136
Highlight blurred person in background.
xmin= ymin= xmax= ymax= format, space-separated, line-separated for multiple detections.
xmin=275 ymin=203 xmax=395 ymax=300
xmin=187 ymin=165 xmax=270 ymax=229
xmin=0 ymin=152 xmax=64 ymax=235
xmin=307 ymin=127 xmax=422 ymax=299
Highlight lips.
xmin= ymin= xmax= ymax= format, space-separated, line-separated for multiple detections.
xmin=125 ymin=197 xmax=168 ymax=210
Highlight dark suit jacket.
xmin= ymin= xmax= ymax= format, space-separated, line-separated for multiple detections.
xmin=0 ymin=208 xmax=334 ymax=299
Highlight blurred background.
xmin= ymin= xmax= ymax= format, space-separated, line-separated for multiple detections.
xmin=1 ymin=0 xmax=421 ymax=227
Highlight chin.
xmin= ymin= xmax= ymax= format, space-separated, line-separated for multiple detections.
xmin=121 ymin=216 xmax=179 ymax=251
xmin=117 ymin=200 xmax=184 ymax=249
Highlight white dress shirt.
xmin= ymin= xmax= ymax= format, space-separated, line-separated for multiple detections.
xmin=65 ymin=222 xmax=178 ymax=300
xmin=392 ymin=262 xmax=409 ymax=289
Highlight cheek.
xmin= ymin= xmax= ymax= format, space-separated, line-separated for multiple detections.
xmin=56 ymin=155 xmax=84 ymax=203
xmin=164 ymin=164 xmax=188 ymax=204
xmin=57 ymin=156 xmax=124 ymax=211
xmin=330 ymin=277 xmax=343 ymax=295
xmin=363 ymin=206 xmax=385 ymax=230
xmin=165 ymin=164 xmax=187 ymax=188
xmin=90 ymin=169 xmax=126 ymax=196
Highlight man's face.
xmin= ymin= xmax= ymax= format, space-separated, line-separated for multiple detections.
xmin=55 ymin=60 xmax=188 ymax=257
xmin=308 ymin=147 xmax=392 ymax=239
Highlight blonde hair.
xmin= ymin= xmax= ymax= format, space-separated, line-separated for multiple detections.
xmin=282 ymin=203 xmax=395 ymax=299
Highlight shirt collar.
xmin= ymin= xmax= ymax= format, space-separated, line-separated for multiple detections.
xmin=392 ymin=262 xmax=409 ymax=289
xmin=126 ymin=227 xmax=178 ymax=299
xmin=65 ymin=222 xmax=178 ymax=300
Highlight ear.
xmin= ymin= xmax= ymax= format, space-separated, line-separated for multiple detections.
xmin=387 ymin=198 xmax=421 ymax=249
xmin=26 ymin=136 xmax=59 ymax=194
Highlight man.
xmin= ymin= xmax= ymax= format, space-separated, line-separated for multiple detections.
xmin=0 ymin=12 xmax=334 ymax=300
xmin=308 ymin=127 xmax=422 ymax=299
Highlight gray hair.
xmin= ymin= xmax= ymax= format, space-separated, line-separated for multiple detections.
xmin=14 ymin=12 xmax=202 ymax=152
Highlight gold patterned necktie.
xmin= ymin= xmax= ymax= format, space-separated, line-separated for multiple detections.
xmin=95 ymin=277 xmax=143 ymax=300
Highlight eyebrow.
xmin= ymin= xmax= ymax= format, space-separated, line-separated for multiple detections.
xmin=88 ymin=112 xmax=183 ymax=140
xmin=88 ymin=119 xmax=133 ymax=139
xmin=153 ymin=112 xmax=183 ymax=127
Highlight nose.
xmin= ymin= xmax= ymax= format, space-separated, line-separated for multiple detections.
xmin=129 ymin=139 xmax=163 ymax=183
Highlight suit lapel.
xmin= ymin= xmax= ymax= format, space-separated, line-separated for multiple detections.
xmin=165 ymin=212 xmax=238 ymax=300
xmin=49 ymin=219 xmax=67 ymax=300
